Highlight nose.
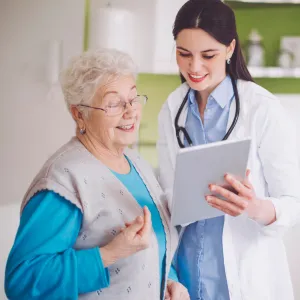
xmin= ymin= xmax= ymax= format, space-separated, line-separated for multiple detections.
xmin=123 ymin=102 xmax=137 ymax=119
xmin=189 ymin=56 xmax=205 ymax=72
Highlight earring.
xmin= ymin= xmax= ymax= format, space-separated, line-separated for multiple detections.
xmin=226 ymin=58 xmax=231 ymax=65
xmin=79 ymin=128 xmax=86 ymax=135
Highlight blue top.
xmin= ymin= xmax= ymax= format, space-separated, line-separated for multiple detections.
xmin=177 ymin=75 xmax=234 ymax=300
xmin=5 ymin=161 xmax=177 ymax=299
xmin=112 ymin=158 xmax=178 ymax=295
xmin=5 ymin=191 xmax=109 ymax=300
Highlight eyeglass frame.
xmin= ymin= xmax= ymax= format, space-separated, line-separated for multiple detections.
xmin=77 ymin=94 xmax=148 ymax=116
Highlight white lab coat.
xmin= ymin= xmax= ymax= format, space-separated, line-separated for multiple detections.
xmin=157 ymin=79 xmax=300 ymax=300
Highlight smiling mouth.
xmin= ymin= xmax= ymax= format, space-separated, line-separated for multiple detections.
xmin=116 ymin=124 xmax=135 ymax=132
xmin=188 ymin=73 xmax=208 ymax=83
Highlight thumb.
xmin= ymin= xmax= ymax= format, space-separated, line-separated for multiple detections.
xmin=165 ymin=289 xmax=171 ymax=300
xmin=125 ymin=215 xmax=144 ymax=235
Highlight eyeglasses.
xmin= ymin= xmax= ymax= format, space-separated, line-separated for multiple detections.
xmin=78 ymin=95 xmax=148 ymax=116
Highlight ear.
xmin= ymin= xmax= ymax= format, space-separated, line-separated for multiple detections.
xmin=70 ymin=105 xmax=85 ymax=129
xmin=226 ymin=39 xmax=236 ymax=60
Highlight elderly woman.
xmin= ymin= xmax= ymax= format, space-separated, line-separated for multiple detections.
xmin=5 ymin=49 xmax=189 ymax=300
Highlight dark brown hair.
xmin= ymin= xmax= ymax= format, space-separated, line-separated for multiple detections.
xmin=173 ymin=0 xmax=253 ymax=83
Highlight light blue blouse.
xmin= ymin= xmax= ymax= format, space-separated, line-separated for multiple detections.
xmin=177 ymin=75 xmax=234 ymax=300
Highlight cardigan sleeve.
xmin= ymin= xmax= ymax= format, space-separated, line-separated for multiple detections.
xmin=5 ymin=190 xmax=110 ymax=300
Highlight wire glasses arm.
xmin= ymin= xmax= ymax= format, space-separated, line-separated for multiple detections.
xmin=77 ymin=104 xmax=106 ymax=112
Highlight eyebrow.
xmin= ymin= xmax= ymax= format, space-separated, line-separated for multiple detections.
xmin=103 ymin=85 xmax=137 ymax=97
xmin=176 ymin=46 xmax=219 ymax=53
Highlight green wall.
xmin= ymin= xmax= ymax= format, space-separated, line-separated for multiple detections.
xmin=137 ymin=75 xmax=181 ymax=167
xmin=231 ymin=3 xmax=300 ymax=66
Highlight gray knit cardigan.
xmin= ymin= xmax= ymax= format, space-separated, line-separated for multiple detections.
xmin=21 ymin=137 xmax=179 ymax=300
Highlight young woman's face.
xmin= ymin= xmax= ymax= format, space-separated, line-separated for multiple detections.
xmin=176 ymin=28 xmax=235 ymax=93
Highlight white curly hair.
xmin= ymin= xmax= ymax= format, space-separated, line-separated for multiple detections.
xmin=59 ymin=48 xmax=138 ymax=117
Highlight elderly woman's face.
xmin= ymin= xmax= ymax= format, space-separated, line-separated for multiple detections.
xmin=85 ymin=75 xmax=141 ymax=149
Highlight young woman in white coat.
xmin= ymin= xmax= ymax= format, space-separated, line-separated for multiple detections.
xmin=157 ymin=1 xmax=300 ymax=300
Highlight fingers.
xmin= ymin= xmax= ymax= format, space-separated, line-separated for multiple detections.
xmin=208 ymin=184 xmax=249 ymax=210
xmin=126 ymin=215 xmax=144 ymax=235
xmin=207 ymin=198 xmax=242 ymax=217
xmin=224 ymin=173 xmax=253 ymax=198
xmin=139 ymin=206 xmax=152 ymax=237
xmin=167 ymin=282 xmax=190 ymax=300
xmin=120 ymin=221 xmax=132 ymax=232
xmin=123 ymin=207 xmax=152 ymax=238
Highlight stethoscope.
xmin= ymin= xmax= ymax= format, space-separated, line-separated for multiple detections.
xmin=174 ymin=74 xmax=240 ymax=148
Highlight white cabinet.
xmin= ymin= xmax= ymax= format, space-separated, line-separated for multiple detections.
xmin=249 ymin=67 xmax=300 ymax=78
xmin=152 ymin=0 xmax=186 ymax=73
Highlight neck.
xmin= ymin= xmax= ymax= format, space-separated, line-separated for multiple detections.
xmin=76 ymin=130 xmax=129 ymax=173
xmin=196 ymin=74 xmax=227 ymax=115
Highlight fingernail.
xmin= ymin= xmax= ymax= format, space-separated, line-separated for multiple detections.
xmin=226 ymin=174 xmax=232 ymax=180
xmin=210 ymin=185 xmax=215 ymax=191
xmin=206 ymin=196 xmax=212 ymax=202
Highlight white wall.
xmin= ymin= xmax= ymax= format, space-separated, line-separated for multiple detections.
xmin=0 ymin=0 xmax=84 ymax=206
xmin=152 ymin=0 xmax=186 ymax=73
xmin=89 ymin=0 xmax=184 ymax=73
xmin=0 ymin=1 xmax=84 ymax=297
xmin=90 ymin=0 xmax=155 ymax=73
xmin=277 ymin=94 xmax=300 ymax=300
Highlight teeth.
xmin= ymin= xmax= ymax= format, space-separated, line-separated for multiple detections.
xmin=190 ymin=74 xmax=206 ymax=79
xmin=118 ymin=124 xmax=133 ymax=130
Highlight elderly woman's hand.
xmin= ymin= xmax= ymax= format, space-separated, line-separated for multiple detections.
xmin=205 ymin=170 xmax=276 ymax=225
xmin=165 ymin=280 xmax=190 ymax=300
xmin=100 ymin=206 xmax=152 ymax=266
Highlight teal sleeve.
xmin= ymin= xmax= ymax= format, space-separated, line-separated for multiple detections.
xmin=168 ymin=264 xmax=179 ymax=282
xmin=5 ymin=190 xmax=110 ymax=300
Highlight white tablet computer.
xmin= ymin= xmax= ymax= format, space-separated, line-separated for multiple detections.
xmin=171 ymin=138 xmax=251 ymax=226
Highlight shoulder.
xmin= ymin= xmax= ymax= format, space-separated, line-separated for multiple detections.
xmin=22 ymin=138 xmax=94 ymax=211
xmin=238 ymin=80 xmax=279 ymax=107
xmin=36 ymin=138 xmax=88 ymax=179
xmin=159 ymin=82 xmax=189 ymax=121
xmin=237 ymin=80 xmax=285 ymax=125
xmin=238 ymin=80 xmax=291 ymax=136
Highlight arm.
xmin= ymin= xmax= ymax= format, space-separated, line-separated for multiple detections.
xmin=206 ymin=99 xmax=300 ymax=235
xmin=5 ymin=190 xmax=109 ymax=300
xmin=257 ymin=99 xmax=300 ymax=236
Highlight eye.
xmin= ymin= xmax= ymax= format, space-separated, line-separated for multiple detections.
xmin=107 ymin=102 xmax=120 ymax=108
xmin=203 ymin=55 xmax=215 ymax=59
xmin=129 ymin=97 xmax=137 ymax=102
xmin=178 ymin=52 xmax=191 ymax=58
